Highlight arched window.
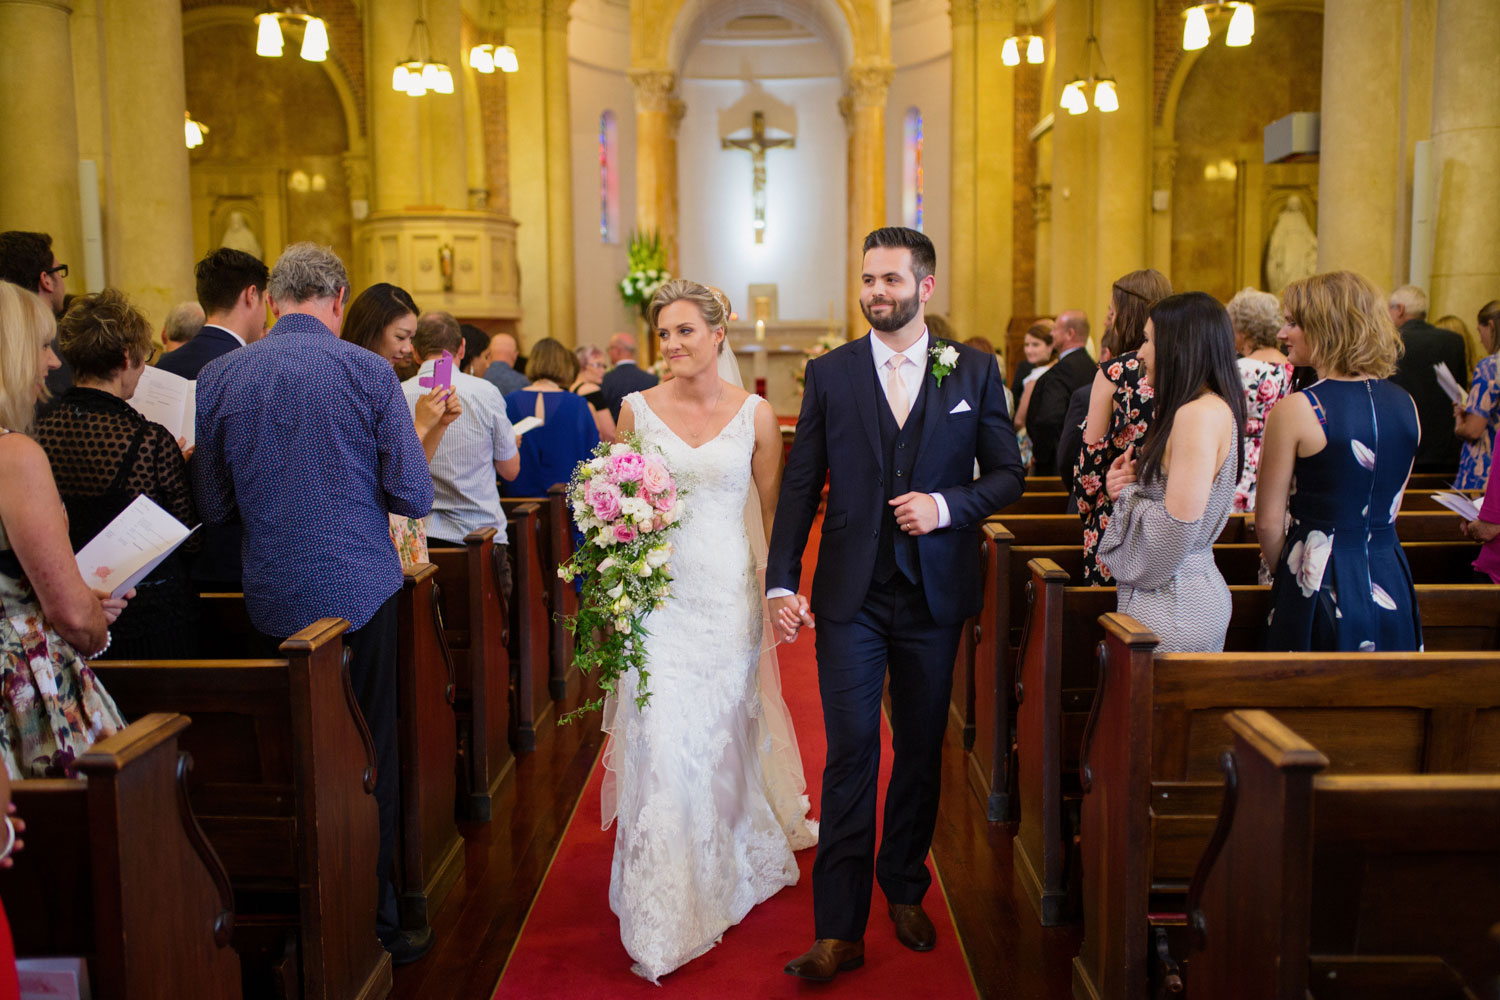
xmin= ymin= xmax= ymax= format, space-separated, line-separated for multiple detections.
xmin=901 ymin=107 xmax=924 ymax=232
xmin=599 ymin=110 xmax=621 ymax=243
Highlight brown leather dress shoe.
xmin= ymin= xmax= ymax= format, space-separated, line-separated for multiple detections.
xmin=888 ymin=903 xmax=936 ymax=951
xmin=784 ymin=938 xmax=865 ymax=982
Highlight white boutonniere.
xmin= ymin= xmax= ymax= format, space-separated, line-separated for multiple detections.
xmin=930 ymin=341 xmax=959 ymax=386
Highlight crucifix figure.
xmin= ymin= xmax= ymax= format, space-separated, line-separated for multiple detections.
xmin=722 ymin=111 xmax=795 ymax=244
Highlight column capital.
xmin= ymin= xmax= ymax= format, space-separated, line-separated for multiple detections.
xmin=629 ymin=68 xmax=677 ymax=113
xmin=949 ymin=0 xmax=977 ymax=27
xmin=975 ymin=0 xmax=1007 ymax=24
xmin=846 ymin=61 xmax=894 ymax=112
xmin=505 ymin=0 xmax=545 ymax=29
xmin=542 ymin=0 xmax=571 ymax=28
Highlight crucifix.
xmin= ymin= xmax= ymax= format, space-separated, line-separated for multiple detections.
xmin=722 ymin=111 xmax=795 ymax=244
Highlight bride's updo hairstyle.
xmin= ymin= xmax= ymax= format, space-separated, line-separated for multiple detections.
xmin=649 ymin=279 xmax=728 ymax=355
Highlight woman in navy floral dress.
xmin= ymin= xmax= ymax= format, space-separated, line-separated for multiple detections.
xmin=1073 ymin=269 xmax=1172 ymax=585
xmin=1258 ymin=271 xmax=1422 ymax=652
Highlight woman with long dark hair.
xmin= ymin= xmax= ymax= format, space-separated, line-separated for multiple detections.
xmin=1097 ymin=292 xmax=1245 ymax=652
xmin=1073 ymin=268 xmax=1172 ymax=585
xmin=1257 ymin=271 xmax=1421 ymax=651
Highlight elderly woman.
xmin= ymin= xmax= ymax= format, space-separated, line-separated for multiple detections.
xmin=32 ymin=288 xmax=197 ymax=659
xmin=1452 ymin=301 xmax=1500 ymax=490
xmin=570 ymin=344 xmax=617 ymax=442
xmin=0 ymin=282 xmax=129 ymax=778
xmin=1227 ymin=287 xmax=1296 ymax=511
xmin=505 ymin=338 xmax=599 ymax=497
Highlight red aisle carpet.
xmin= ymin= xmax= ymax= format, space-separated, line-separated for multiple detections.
xmin=494 ymin=520 xmax=978 ymax=998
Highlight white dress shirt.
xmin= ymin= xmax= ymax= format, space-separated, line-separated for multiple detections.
xmin=204 ymin=323 xmax=246 ymax=347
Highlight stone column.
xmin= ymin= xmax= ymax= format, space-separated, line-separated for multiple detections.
xmin=975 ymin=0 xmax=1015 ymax=343
xmin=1049 ymin=0 xmax=1096 ymax=319
xmin=1316 ymin=0 xmax=1403 ymax=289
xmin=1427 ymin=0 xmax=1500 ymax=324
xmin=1093 ymin=0 xmax=1151 ymax=327
xmin=0 ymin=0 xmax=84 ymax=286
xmin=370 ymin=0 xmax=424 ymax=212
xmin=424 ymin=0 xmax=471 ymax=210
xmin=630 ymin=68 xmax=678 ymax=272
xmin=100 ymin=0 xmax=194 ymax=327
xmin=948 ymin=0 xmax=978 ymax=343
xmin=844 ymin=61 xmax=893 ymax=338
xmin=506 ymin=0 xmax=566 ymax=345
xmin=543 ymin=0 xmax=575 ymax=345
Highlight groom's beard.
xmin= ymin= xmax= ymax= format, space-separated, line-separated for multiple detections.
xmin=861 ymin=290 xmax=921 ymax=333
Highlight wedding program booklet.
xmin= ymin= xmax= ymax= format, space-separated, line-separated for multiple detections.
xmin=75 ymin=494 xmax=198 ymax=598
xmin=1431 ymin=490 xmax=1481 ymax=522
xmin=129 ymin=365 xmax=196 ymax=447
xmin=1434 ymin=362 xmax=1466 ymax=406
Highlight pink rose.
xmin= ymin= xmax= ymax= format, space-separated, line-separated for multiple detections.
xmin=650 ymin=483 xmax=677 ymax=512
xmin=613 ymin=523 xmax=638 ymax=544
xmin=1256 ymin=378 xmax=1279 ymax=403
xmin=641 ymin=456 xmax=672 ymax=497
xmin=610 ymin=452 xmax=645 ymax=483
xmin=588 ymin=482 xmax=623 ymax=522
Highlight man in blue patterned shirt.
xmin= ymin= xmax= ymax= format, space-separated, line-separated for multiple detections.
xmin=192 ymin=242 xmax=436 ymax=962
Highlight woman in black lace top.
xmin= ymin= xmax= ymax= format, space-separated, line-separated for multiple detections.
xmin=32 ymin=289 xmax=198 ymax=658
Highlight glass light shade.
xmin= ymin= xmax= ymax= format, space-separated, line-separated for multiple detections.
xmin=1183 ymin=6 xmax=1211 ymax=50
xmin=433 ymin=64 xmax=454 ymax=94
xmin=1060 ymin=80 xmax=1087 ymax=115
xmin=406 ymin=75 xmax=427 ymax=97
xmin=1093 ymin=78 xmax=1118 ymax=112
xmin=1026 ymin=35 xmax=1044 ymax=64
xmin=184 ymin=113 xmax=205 ymax=149
xmin=422 ymin=62 xmax=441 ymax=90
xmin=300 ymin=16 xmax=329 ymax=61
xmin=255 ymin=13 xmax=284 ymax=57
xmin=392 ymin=62 xmax=409 ymax=91
xmin=495 ymin=45 xmax=519 ymax=73
xmin=1001 ymin=37 xmax=1020 ymax=67
xmin=470 ymin=43 xmax=495 ymax=73
xmin=1226 ymin=3 xmax=1255 ymax=46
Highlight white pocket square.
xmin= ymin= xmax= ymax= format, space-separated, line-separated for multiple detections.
xmin=949 ymin=399 xmax=972 ymax=414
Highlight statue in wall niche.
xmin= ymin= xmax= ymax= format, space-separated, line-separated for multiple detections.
xmin=219 ymin=211 xmax=263 ymax=261
xmin=1264 ymin=195 xmax=1317 ymax=295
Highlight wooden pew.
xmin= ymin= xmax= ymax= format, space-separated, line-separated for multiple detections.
xmin=546 ymin=484 xmax=581 ymax=701
xmin=427 ymin=528 xmax=514 ymax=821
xmin=1071 ymin=615 xmax=1500 ymax=1000
xmin=1001 ymin=492 xmax=1071 ymax=515
xmin=1 ymin=714 xmax=242 ymax=999
xmin=1012 ymin=559 xmax=1500 ymax=926
xmin=504 ymin=500 xmax=553 ymax=750
xmin=1026 ymin=476 xmax=1065 ymax=493
xmin=1187 ymin=709 xmax=1500 ymax=998
xmin=394 ymin=565 xmax=464 ymax=930
xmin=995 ymin=508 xmax=1472 ymax=549
xmin=94 ymin=620 xmax=393 ymax=1000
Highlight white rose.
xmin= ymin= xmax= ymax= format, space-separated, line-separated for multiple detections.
xmin=596 ymin=528 xmax=616 ymax=547
xmin=621 ymin=497 xmax=653 ymax=523
xmin=939 ymin=344 xmax=959 ymax=367
xmin=610 ymin=442 xmax=632 ymax=457
xmin=588 ymin=457 xmax=606 ymax=473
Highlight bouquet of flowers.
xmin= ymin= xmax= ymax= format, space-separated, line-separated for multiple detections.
xmin=557 ymin=433 xmax=685 ymax=722
xmin=794 ymin=329 xmax=847 ymax=393
xmin=618 ymin=230 xmax=671 ymax=320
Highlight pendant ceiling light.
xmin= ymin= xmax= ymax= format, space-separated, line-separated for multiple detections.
xmin=254 ymin=6 xmax=330 ymax=61
xmin=1182 ymin=3 xmax=1255 ymax=51
xmin=470 ymin=0 xmax=519 ymax=74
xmin=1057 ymin=0 xmax=1117 ymax=116
xmin=393 ymin=2 xmax=453 ymax=96
xmin=1001 ymin=0 xmax=1045 ymax=67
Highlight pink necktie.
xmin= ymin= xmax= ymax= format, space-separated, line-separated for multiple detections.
xmin=886 ymin=355 xmax=910 ymax=428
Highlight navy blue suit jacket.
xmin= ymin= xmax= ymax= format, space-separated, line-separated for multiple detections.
xmin=767 ymin=336 xmax=1026 ymax=626
xmin=157 ymin=325 xmax=242 ymax=380
xmin=601 ymin=362 xmax=659 ymax=421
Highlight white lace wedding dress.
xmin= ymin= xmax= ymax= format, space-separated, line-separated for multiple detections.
xmin=605 ymin=390 xmax=817 ymax=983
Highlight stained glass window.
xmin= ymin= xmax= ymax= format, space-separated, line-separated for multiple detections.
xmin=902 ymin=107 xmax=924 ymax=232
xmin=599 ymin=110 xmax=620 ymax=243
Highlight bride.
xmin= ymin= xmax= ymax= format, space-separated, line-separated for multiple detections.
xmin=606 ymin=279 xmax=818 ymax=982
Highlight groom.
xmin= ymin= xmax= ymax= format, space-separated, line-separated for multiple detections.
xmin=768 ymin=227 xmax=1025 ymax=981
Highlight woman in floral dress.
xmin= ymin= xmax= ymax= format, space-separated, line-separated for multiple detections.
xmin=1073 ymin=269 xmax=1172 ymax=585
xmin=0 ymin=283 xmax=129 ymax=778
xmin=1453 ymin=301 xmax=1500 ymax=490
xmin=1258 ymin=271 xmax=1422 ymax=652
xmin=1226 ymin=288 xmax=1296 ymax=512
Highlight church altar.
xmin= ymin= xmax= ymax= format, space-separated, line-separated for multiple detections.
xmin=724 ymin=319 xmax=843 ymax=417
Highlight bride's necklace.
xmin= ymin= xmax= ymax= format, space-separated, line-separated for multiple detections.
xmin=677 ymin=382 xmax=726 ymax=443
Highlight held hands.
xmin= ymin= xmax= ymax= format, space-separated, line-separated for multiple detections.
xmin=890 ymin=492 xmax=939 ymax=536
xmin=771 ymin=593 xmax=815 ymax=644
xmin=93 ymin=587 xmax=134 ymax=625
xmin=1106 ymin=444 xmax=1138 ymax=502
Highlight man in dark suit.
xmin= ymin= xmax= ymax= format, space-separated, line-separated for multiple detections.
xmin=158 ymin=248 xmax=269 ymax=379
xmin=1026 ymin=310 xmax=1096 ymax=475
xmin=1388 ymin=284 xmax=1467 ymax=474
xmin=0 ymin=230 xmax=73 ymax=398
xmin=600 ymin=331 xmax=658 ymax=421
xmin=769 ymin=227 xmax=1025 ymax=982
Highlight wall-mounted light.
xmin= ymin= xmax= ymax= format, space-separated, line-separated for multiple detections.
xmin=185 ymin=111 xmax=208 ymax=149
